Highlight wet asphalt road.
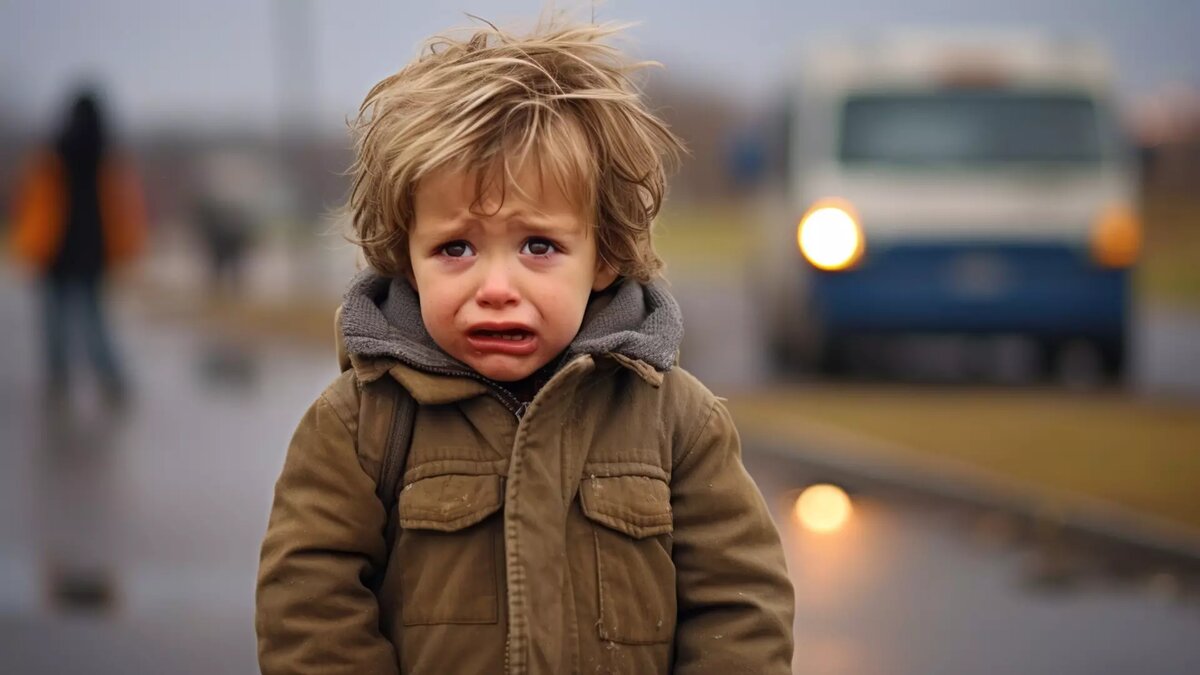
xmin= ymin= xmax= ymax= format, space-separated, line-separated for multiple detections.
xmin=1 ymin=273 xmax=1199 ymax=674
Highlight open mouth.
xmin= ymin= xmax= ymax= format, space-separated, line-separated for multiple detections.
xmin=466 ymin=327 xmax=539 ymax=355
xmin=471 ymin=329 xmax=533 ymax=341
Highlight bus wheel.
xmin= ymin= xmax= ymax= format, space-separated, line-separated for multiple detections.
xmin=1097 ymin=336 xmax=1128 ymax=384
xmin=766 ymin=330 xmax=802 ymax=376
xmin=812 ymin=334 xmax=850 ymax=377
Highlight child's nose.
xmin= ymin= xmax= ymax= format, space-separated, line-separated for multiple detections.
xmin=474 ymin=261 xmax=520 ymax=308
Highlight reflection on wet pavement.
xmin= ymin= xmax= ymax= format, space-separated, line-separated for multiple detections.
xmin=35 ymin=403 xmax=126 ymax=618
xmin=1 ymin=276 xmax=337 ymax=673
xmin=745 ymin=450 xmax=1200 ymax=675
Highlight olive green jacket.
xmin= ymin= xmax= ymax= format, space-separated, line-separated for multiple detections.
xmin=256 ymin=273 xmax=795 ymax=674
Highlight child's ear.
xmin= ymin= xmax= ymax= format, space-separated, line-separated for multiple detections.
xmin=403 ymin=266 xmax=418 ymax=291
xmin=592 ymin=260 xmax=619 ymax=291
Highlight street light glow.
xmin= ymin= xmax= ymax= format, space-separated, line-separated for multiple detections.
xmin=794 ymin=483 xmax=853 ymax=533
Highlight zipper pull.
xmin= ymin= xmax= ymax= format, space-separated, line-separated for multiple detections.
xmin=514 ymin=402 xmax=529 ymax=420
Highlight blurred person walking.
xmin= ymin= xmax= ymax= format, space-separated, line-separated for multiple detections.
xmin=9 ymin=88 xmax=146 ymax=406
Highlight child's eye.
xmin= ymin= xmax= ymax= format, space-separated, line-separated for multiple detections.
xmin=521 ymin=238 xmax=558 ymax=257
xmin=439 ymin=241 xmax=475 ymax=258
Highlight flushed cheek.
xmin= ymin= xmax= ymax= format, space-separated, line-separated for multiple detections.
xmin=538 ymin=293 xmax=587 ymax=334
xmin=419 ymin=302 xmax=464 ymax=347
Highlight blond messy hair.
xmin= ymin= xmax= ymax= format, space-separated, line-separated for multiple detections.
xmin=347 ymin=18 xmax=684 ymax=282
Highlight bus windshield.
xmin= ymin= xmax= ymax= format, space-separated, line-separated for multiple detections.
xmin=839 ymin=91 xmax=1107 ymax=166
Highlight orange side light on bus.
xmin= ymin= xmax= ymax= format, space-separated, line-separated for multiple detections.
xmin=1090 ymin=203 xmax=1142 ymax=269
xmin=797 ymin=198 xmax=865 ymax=271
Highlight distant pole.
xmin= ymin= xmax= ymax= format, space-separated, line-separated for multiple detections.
xmin=273 ymin=0 xmax=324 ymax=293
xmin=273 ymin=0 xmax=318 ymax=232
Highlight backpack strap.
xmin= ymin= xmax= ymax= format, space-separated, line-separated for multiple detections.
xmin=371 ymin=377 xmax=417 ymax=513
xmin=355 ymin=376 xmax=416 ymax=591
xmin=334 ymin=305 xmax=417 ymax=520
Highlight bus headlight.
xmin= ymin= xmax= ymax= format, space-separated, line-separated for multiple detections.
xmin=1090 ymin=203 xmax=1141 ymax=269
xmin=797 ymin=199 xmax=865 ymax=271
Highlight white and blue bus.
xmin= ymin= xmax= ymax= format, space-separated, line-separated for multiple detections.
xmin=763 ymin=32 xmax=1141 ymax=378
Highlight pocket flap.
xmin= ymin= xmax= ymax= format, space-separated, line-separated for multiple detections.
xmin=398 ymin=474 xmax=504 ymax=532
xmin=579 ymin=475 xmax=672 ymax=539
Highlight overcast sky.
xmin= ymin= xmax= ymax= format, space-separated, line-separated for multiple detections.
xmin=3 ymin=0 xmax=1198 ymax=135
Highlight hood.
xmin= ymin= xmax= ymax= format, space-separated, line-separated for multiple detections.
xmin=338 ymin=269 xmax=683 ymax=380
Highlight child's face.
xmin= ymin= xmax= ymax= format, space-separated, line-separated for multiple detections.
xmin=408 ymin=164 xmax=617 ymax=382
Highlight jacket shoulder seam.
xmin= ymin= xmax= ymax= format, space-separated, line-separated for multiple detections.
xmin=673 ymin=397 xmax=719 ymax=471
xmin=318 ymin=371 xmax=360 ymax=438
xmin=317 ymin=392 xmax=355 ymax=438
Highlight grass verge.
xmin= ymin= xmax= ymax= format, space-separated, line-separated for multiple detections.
xmin=727 ymin=384 xmax=1200 ymax=531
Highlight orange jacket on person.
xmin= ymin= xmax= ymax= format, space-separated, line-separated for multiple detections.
xmin=9 ymin=150 xmax=147 ymax=272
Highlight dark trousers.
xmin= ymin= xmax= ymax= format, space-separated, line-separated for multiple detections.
xmin=42 ymin=276 xmax=124 ymax=393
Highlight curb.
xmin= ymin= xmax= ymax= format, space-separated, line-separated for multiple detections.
xmin=742 ymin=418 xmax=1200 ymax=561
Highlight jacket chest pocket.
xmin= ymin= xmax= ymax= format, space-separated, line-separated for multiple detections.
xmin=579 ymin=474 xmax=676 ymax=645
xmin=395 ymin=473 xmax=504 ymax=626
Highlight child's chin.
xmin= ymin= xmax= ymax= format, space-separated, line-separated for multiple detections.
xmin=469 ymin=356 xmax=543 ymax=383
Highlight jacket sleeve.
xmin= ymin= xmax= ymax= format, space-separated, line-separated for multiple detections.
xmin=670 ymin=399 xmax=795 ymax=674
xmin=256 ymin=390 xmax=399 ymax=674
xmin=9 ymin=152 xmax=62 ymax=270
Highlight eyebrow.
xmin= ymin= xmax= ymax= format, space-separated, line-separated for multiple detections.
xmin=419 ymin=219 xmax=477 ymax=242
xmin=512 ymin=217 xmax=581 ymax=236
xmin=504 ymin=205 xmax=591 ymax=233
xmin=420 ymin=212 xmax=584 ymax=241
